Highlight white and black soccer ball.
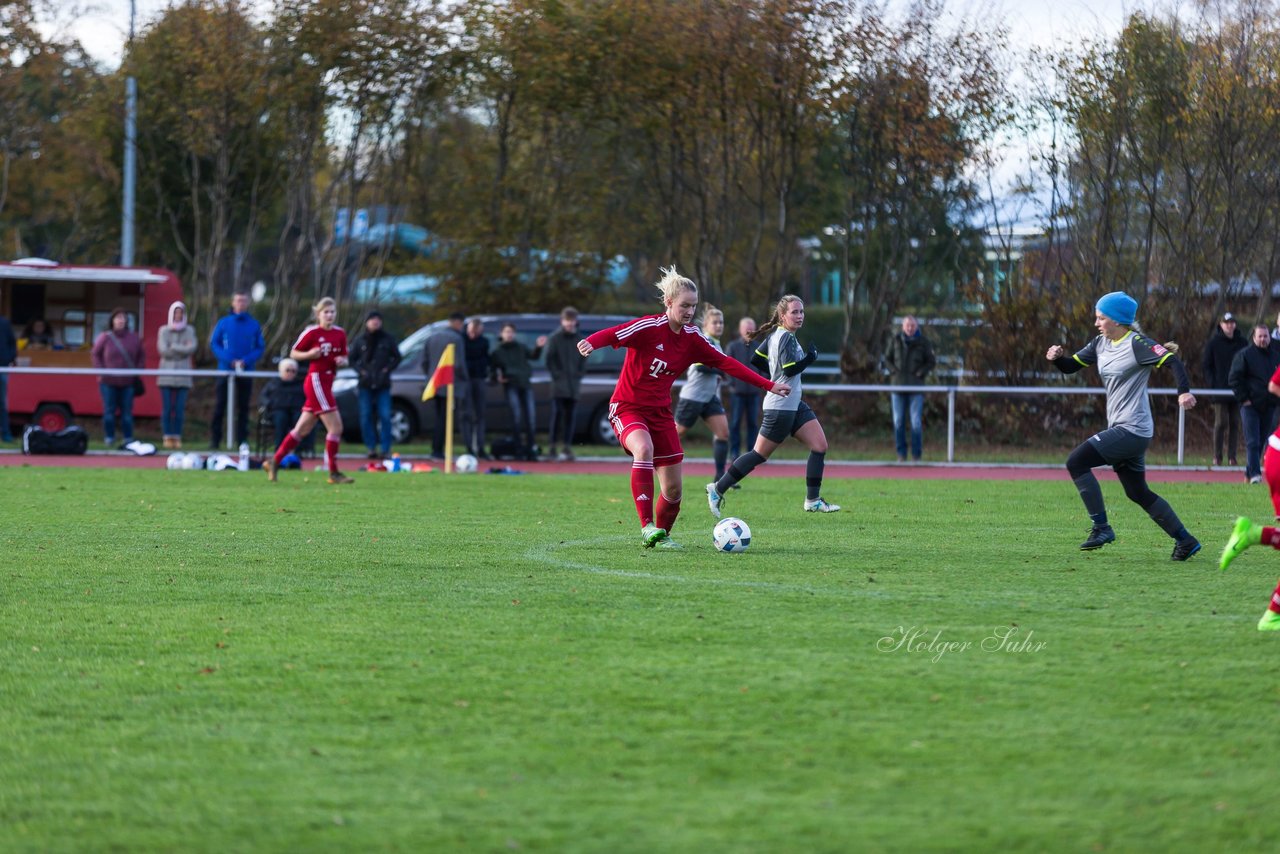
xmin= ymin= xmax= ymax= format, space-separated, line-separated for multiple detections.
xmin=713 ymin=516 xmax=752 ymax=553
xmin=455 ymin=453 xmax=478 ymax=473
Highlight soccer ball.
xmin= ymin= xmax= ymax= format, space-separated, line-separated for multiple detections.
xmin=713 ymin=517 xmax=752 ymax=553
xmin=455 ymin=453 xmax=478 ymax=473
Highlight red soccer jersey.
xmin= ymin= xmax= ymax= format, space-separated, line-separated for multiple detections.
xmin=586 ymin=314 xmax=774 ymax=408
xmin=293 ymin=324 xmax=348 ymax=377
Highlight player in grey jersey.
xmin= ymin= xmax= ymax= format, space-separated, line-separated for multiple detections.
xmin=674 ymin=305 xmax=731 ymax=482
xmin=1046 ymin=290 xmax=1201 ymax=560
xmin=707 ymin=294 xmax=840 ymax=515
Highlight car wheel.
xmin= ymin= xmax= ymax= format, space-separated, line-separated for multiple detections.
xmin=33 ymin=403 xmax=72 ymax=433
xmin=590 ymin=402 xmax=618 ymax=445
xmin=390 ymin=400 xmax=418 ymax=444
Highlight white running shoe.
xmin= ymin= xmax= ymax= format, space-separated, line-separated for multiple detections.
xmin=706 ymin=483 xmax=724 ymax=519
xmin=804 ymin=497 xmax=841 ymax=513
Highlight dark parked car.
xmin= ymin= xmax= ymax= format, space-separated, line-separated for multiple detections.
xmin=334 ymin=313 xmax=633 ymax=448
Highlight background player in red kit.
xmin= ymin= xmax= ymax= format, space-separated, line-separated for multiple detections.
xmin=265 ymin=296 xmax=353 ymax=484
xmin=577 ymin=267 xmax=790 ymax=548
xmin=1218 ymin=358 xmax=1280 ymax=630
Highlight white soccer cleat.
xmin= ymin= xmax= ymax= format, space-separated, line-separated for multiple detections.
xmin=804 ymin=497 xmax=841 ymax=513
xmin=706 ymin=483 xmax=724 ymax=519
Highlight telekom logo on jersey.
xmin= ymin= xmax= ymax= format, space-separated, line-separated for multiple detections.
xmin=647 ymin=358 xmax=671 ymax=378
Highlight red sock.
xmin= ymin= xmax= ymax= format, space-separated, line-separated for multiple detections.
xmin=273 ymin=430 xmax=300 ymax=465
xmin=656 ymin=493 xmax=681 ymax=534
xmin=631 ymin=461 xmax=655 ymax=527
xmin=1264 ymin=527 xmax=1280 ymax=548
xmin=326 ymin=435 xmax=340 ymax=473
xmin=1270 ymin=580 xmax=1280 ymax=614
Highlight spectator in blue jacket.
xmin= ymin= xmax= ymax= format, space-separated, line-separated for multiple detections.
xmin=209 ymin=291 xmax=265 ymax=449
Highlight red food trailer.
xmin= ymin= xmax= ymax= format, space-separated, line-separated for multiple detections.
xmin=2 ymin=259 xmax=184 ymax=432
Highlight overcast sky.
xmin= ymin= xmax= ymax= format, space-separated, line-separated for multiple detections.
xmin=60 ymin=0 xmax=1135 ymax=69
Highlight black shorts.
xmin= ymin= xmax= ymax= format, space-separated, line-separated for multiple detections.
xmin=1088 ymin=425 xmax=1150 ymax=472
xmin=758 ymin=401 xmax=818 ymax=443
xmin=674 ymin=396 xmax=726 ymax=428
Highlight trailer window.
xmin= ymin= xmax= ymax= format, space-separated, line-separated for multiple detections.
xmin=59 ymin=309 xmax=138 ymax=346
xmin=61 ymin=310 xmax=87 ymax=347
xmin=91 ymin=310 xmax=137 ymax=338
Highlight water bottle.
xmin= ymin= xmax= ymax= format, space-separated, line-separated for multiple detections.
xmin=238 ymin=442 xmax=250 ymax=472
xmin=391 ymin=453 xmax=402 ymax=472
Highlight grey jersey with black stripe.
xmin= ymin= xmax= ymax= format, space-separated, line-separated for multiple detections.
xmin=678 ymin=334 xmax=724 ymax=403
xmin=762 ymin=327 xmax=802 ymax=412
xmin=1070 ymin=332 xmax=1176 ymax=438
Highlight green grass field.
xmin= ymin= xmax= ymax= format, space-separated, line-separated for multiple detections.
xmin=2 ymin=466 xmax=1276 ymax=852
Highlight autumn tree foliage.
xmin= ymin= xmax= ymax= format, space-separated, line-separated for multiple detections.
xmin=13 ymin=0 xmax=1280 ymax=404
xmin=966 ymin=1 xmax=1280 ymax=398
xmin=0 ymin=0 xmax=110 ymax=259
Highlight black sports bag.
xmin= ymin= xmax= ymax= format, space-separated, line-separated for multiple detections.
xmin=22 ymin=424 xmax=89 ymax=455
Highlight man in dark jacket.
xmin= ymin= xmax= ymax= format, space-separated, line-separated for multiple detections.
xmin=0 ymin=313 xmax=15 ymax=441
xmin=422 ymin=312 xmax=470 ymax=460
xmin=349 ymin=311 xmax=402 ymax=459
xmin=1229 ymin=323 xmax=1280 ymax=483
xmin=885 ymin=315 xmax=937 ymax=462
xmin=491 ymin=323 xmax=545 ymax=461
xmin=545 ymin=306 xmax=586 ymax=461
xmin=725 ymin=317 xmax=765 ymax=458
xmin=1202 ymin=312 xmax=1247 ymax=466
xmin=461 ymin=319 xmax=491 ymax=459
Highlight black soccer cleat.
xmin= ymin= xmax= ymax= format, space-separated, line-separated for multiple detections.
xmin=1171 ymin=537 xmax=1202 ymax=561
xmin=1080 ymin=525 xmax=1116 ymax=551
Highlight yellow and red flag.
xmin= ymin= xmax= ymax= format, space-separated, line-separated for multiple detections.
xmin=422 ymin=342 xmax=456 ymax=401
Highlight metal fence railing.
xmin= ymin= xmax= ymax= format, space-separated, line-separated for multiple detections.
xmin=1 ymin=365 xmax=1231 ymax=463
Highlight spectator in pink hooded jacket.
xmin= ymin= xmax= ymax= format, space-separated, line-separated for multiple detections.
xmin=91 ymin=307 xmax=145 ymax=449
xmin=157 ymin=301 xmax=197 ymax=449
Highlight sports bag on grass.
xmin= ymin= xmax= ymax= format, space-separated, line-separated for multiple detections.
xmin=22 ymin=424 xmax=89 ymax=455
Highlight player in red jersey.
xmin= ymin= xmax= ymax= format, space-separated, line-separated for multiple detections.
xmin=577 ymin=267 xmax=790 ymax=548
xmin=264 ymin=296 xmax=353 ymax=484
xmin=1218 ymin=359 xmax=1280 ymax=630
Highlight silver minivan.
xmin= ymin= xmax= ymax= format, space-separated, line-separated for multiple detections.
xmin=334 ymin=313 xmax=633 ymax=447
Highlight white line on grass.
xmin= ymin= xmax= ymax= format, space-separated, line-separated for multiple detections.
xmin=523 ymin=536 xmax=880 ymax=599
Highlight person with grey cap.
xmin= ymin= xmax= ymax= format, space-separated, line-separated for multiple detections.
xmin=1045 ymin=291 xmax=1201 ymax=560
xmin=349 ymin=310 xmax=401 ymax=459
xmin=545 ymin=306 xmax=586 ymax=461
xmin=421 ymin=311 xmax=470 ymax=460
xmin=1202 ymin=311 xmax=1246 ymax=467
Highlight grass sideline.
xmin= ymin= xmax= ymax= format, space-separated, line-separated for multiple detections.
xmin=2 ymin=467 xmax=1276 ymax=851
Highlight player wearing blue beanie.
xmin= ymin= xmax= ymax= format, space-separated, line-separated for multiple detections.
xmin=1095 ymin=291 xmax=1138 ymax=326
xmin=1044 ymin=294 xmax=1201 ymax=560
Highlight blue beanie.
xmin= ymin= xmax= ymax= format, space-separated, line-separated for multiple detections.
xmin=1096 ymin=291 xmax=1138 ymax=325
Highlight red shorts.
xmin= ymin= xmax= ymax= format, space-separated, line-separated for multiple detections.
xmin=303 ymin=372 xmax=338 ymax=414
xmin=609 ymin=402 xmax=683 ymax=468
xmin=1265 ymin=438 xmax=1280 ymax=517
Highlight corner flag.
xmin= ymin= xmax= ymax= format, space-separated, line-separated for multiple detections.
xmin=422 ymin=343 xmax=456 ymax=401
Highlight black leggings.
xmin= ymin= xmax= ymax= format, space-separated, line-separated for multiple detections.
xmin=1066 ymin=440 xmax=1159 ymax=511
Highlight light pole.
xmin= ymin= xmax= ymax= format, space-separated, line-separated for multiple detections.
xmin=121 ymin=0 xmax=137 ymax=266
